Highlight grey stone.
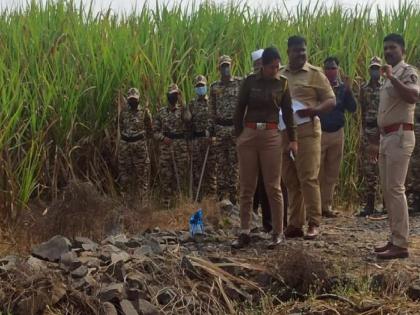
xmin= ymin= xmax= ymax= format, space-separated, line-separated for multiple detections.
xmin=60 ymin=251 xmax=82 ymax=271
xmin=99 ymin=244 xmax=122 ymax=263
xmin=101 ymin=302 xmax=118 ymax=315
xmin=0 ymin=255 xmax=18 ymax=271
xmin=120 ymin=299 xmax=139 ymax=315
xmin=111 ymin=251 xmax=131 ymax=264
xmin=71 ymin=265 xmax=88 ymax=278
xmin=98 ymin=283 xmax=124 ymax=302
xmin=125 ymin=272 xmax=146 ymax=290
xmin=137 ymin=298 xmax=160 ymax=315
xmin=74 ymin=236 xmax=99 ymax=252
xmin=103 ymin=234 xmax=129 ymax=249
xmin=157 ymin=288 xmax=176 ymax=305
xmin=31 ymin=235 xmax=71 ymax=262
xmin=26 ymin=256 xmax=47 ymax=271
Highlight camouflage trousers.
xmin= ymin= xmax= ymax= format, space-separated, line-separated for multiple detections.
xmin=190 ymin=137 xmax=217 ymax=200
xmin=118 ymin=139 xmax=150 ymax=201
xmin=214 ymin=126 xmax=238 ymax=203
xmin=407 ymin=119 xmax=420 ymax=208
xmin=159 ymin=139 xmax=189 ymax=207
xmin=360 ymin=133 xmax=379 ymax=200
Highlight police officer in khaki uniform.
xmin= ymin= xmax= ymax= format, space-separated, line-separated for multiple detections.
xmin=280 ymin=36 xmax=336 ymax=240
xmin=371 ymin=34 xmax=419 ymax=259
xmin=233 ymin=47 xmax=297 ymax=249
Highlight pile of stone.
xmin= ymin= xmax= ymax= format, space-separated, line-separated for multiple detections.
xmin=0 ymin=224 xmax=278 ymax=315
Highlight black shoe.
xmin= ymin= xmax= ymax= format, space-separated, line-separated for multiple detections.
xmin=267 ymin=234 xmax=284 ymax=249
xmin=232 ymin=233 xmax=251 ymax=249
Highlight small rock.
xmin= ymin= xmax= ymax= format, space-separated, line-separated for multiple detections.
xmin=359 ymin=299 xmax=382 ymax=311
xmin=60 ymin=251 xmax=82 ymax=271
xmin=219 ymin=199 xmax=234 ymax=212
xmin=0 ymin=255 xmax=18 ymax=271
xmin=111 ymin=251 xmax=131 ymax=264
xmin=145 ymin=238 xmax=162 ymax=254
xmin=101 ymin=302 xmax=118 ymax=315
xmin=407 ymin=280 xmax=420 ymax=301
xmin=126 ymin=237 xmax=144 ymax=248
xmin=14 ymin=293 xmax=48 ymax=315
xmin=98 ymin=283 xmax=124 ymax=302
xmin=157 ymin=288 xmax=176 ymax=305
xmin=120 ymin=299 xmax=139 ymax=315
xmin=26 ymin=256 xmax=47 ymax=271
xmin=103 ymin=234 xmax=129 ymax=248
xmin=74 ymin=237 xmax=99 ymax=251
xmin=71 ymin=265 xmax=88 ymax=278
xmin=99 ymin=244 xmax=122 ymax=263
xmin=125 ymin=272 xmax=146 ymax=290
xmin=181 ymin=256 xmax=202 ymax=280
xmin=136 ymin=298 xmax=160 ymax=315
xmin=31 ymin=235 xmax=71 ymax=262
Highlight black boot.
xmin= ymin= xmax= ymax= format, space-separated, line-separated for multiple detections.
xmin=358 ymin=194 xmax=376 ymax=217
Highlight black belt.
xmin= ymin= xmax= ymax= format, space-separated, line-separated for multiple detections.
xmin=121 ymin=133 xmax=144 ymax=142
xmin=193 ymin=131 xmax=207 ymax=138
xmin=164 ymin=132 xmax=185 ymax=140
xmin=216 ymin=118 xmax=233 ymax=126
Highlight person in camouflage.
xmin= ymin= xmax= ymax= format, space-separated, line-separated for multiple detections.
xmin=358 ymin=57 xmax=383 ymax=216
xmin=407 ymin=102 xmax=420 ymax=213
xmin=154 ymin=83 xmax=190 ymax=208
xmin=188 ymin=75 xmax=217 ymax=201
xmin=118 ymin=88 xmax=153 ymax=202
xmin=210 ymin=55 xmax=242 ymax=204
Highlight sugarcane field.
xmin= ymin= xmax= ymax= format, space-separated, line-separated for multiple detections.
xmin=0 ymin=0 xmax=419 ymax=314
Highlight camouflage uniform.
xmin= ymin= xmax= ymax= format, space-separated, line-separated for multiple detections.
xmin=188 ymin=75 xmax=217 ymax=200
xmin=360 ymin=81 xmax=381 ymax=202
xmin=154 ymin=84 xmax=190 ymax=207
xmin=210 ymin=55 xmax=242 ymax=204
xmin=118 ymin=88 xmax=152 ymax=201
xmin=407 ymin=102 xmax=420 ymax=212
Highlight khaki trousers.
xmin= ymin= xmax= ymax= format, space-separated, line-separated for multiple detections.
xmin=379 ymin=130 xmax=415 ymax=248
xmin=282 ymin=118 xmax=322 ymax=228
xmin=319 ymin=128 xmax=344 ymax=211
xmin=236 ymin=127 xmax=284 ymax=234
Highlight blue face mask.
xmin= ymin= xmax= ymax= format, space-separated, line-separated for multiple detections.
xmin=195 ymin=86 xmax=207 ymax=96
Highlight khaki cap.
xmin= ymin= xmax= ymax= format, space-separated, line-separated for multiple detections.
xmin=369 ymin=56 xmax=382 ymax=68
xmin=127 ymin=87 xmax=140 ymax=100
xmin=219 ymin=55 xmax=232 ymax=66
xmin=168 ymin=83 xmax=180 ymax=94
xmin=194 ymin=75 xmax=207 ymax=86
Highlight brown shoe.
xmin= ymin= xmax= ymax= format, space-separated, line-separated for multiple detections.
xmin=304 ymin=225 xmax=319 ymax=240
xmin=284 ymin=226 xmax=304 ymax=239
xmin=376 ymin=245 xmax=409 ymax=260
xmin=374 ymin=242 xmax=393 ymax=253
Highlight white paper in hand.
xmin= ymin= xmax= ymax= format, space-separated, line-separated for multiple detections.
xmin=278 ymin=99 xmax=311 ymax=131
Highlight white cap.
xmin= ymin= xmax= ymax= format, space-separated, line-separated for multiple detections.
xmin=251 ymin=49 xmax=264 ymax=62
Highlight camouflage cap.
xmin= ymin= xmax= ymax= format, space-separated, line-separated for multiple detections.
xmin=127 ymin=87 xmax=140 ymax=100
xmin=369 ymin=56 xmax=382 ymax=68
xmin=168 ymin=83 xmax=180 ymax=94
xmin=219 ymin=55 xmax=232 ymax=66
xmin=194 ymin=75 xmax=207 ymax=86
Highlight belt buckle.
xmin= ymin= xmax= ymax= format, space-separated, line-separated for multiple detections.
xmin=256 ymin=122 xmax=266 ymax=130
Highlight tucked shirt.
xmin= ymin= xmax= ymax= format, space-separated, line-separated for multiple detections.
xmin=280 ymin=62 xmax=336 ymax=109
xmin=319 ymin=82 xmax=357 ymax=132
xmin=378 ymin=60 xmax=419 ymax=128
xmin=234 ymin=71 xmax=297 ymax=141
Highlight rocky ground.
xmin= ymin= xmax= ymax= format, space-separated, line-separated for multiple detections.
xmin=1 ymin=200 xmax=420 ymax=315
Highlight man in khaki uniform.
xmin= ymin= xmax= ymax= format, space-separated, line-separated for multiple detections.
xmin=280 ymin=36 xmax=336 ymax=240
xmin=371 ymin=34 xmax=419 ymax=259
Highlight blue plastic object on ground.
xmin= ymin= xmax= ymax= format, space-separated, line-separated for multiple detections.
xmin=189 ymin=209 xmax=204 ymax=237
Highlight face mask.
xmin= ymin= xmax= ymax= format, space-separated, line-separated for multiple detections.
xmin=370 ymin=69 xmax=381 ymax=80
xmin=221 ymin=66 xmax=231 ymax=77
xmin=128 ymin=98 xmax=139 ymax=109
xmin=324 ymin=69 xmax=339 ymax=83
xmin=167 ymin=93 xmax=178 ymax=105
xmin=195 ymin=86 xmax=207 ymax=96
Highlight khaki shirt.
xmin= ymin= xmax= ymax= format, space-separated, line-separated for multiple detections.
xmin=234 ymin=71 xmax=297 ymax=141
xmin=280 ymin=62 xmax=335 ymax=108
xmin=377 ymin=60 xmax=419 ymax=128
